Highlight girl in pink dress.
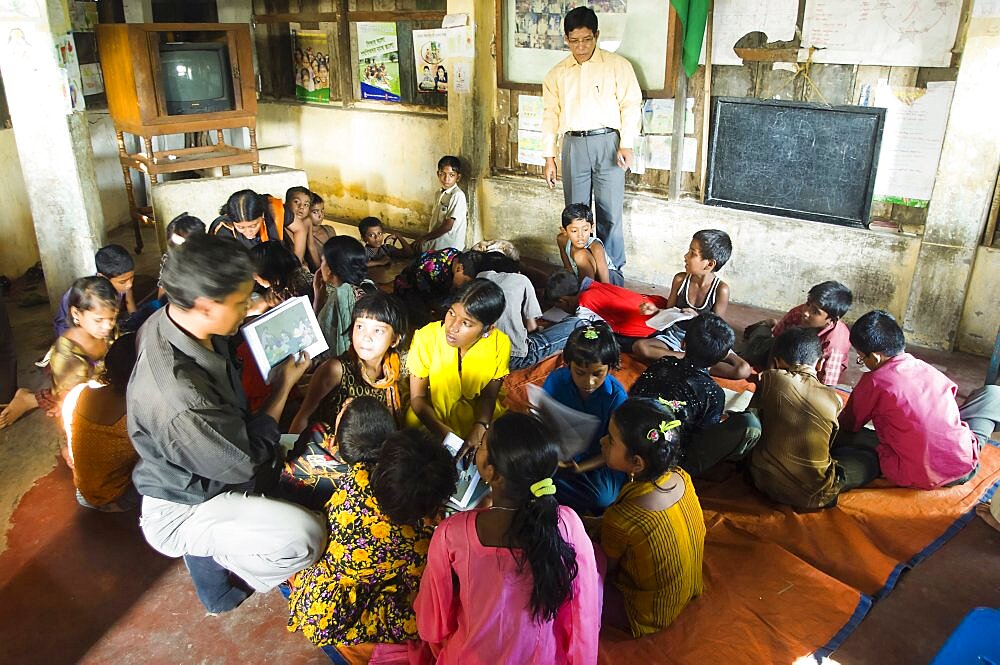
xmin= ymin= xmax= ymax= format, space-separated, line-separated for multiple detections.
xmin=412 ymin=412 xmax=601 ymax=664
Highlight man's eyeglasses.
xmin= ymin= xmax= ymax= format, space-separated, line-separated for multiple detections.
xmin=567 ymin=36 xmax=596 ymax=46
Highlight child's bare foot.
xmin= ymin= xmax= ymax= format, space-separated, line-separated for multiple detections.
xmin=0 ymin=388 xmax=39 ymax=429
xmin=977 ymin=503 xmax=1000 ymax=533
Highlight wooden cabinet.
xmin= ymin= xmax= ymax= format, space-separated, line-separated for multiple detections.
xmin=97 ymin=23 xmax=260 ymax=252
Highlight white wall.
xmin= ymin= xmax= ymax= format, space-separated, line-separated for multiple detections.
xmin=0 ymin=129 xmax=39 ymax=277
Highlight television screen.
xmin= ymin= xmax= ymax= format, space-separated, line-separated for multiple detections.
xmin=159 ymin=43 xmax=234 ymax=115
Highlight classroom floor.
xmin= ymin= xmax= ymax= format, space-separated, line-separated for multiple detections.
xmin=0 ymin=224 xmax=996 ymax=664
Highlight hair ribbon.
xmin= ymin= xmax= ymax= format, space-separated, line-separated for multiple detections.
xmin=530 ymin=477 xmax=556 ymax=498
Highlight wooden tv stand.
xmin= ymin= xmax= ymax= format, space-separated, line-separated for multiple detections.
xmin=114 ymin=116 xmax=260 ymax=253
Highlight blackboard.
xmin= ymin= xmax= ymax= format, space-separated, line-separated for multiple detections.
xmin=705 ymin=97 xmax=886 ymax=228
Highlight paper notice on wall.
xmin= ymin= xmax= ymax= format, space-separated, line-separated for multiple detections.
xmin=701 ymin=0 xmax=798 ymax=65
xmin=518 ymin=94 xmax=544 ymax=132
xmin=55 ymin=33 xmax=84 ymax=112
xmin=873 ymin=80 xmax=955 ymax=204
xmin=413 ymin=28 xmax=449 ymax=93
xmin=646 ymin=134 xmax=697 ymax=172
xmin=642 ymin=98 xmax=694 ymax=135
xmin=71 ymin=1 xmax=98 ymax=31
xmin=517 ymin=129 xmax=546 ymax=166
xmin=801 ymin=0 xmax=962 ymax=67
xmin=453 ymin=60 xmax=472 ymax=93
xmin=358 ymin=22 xmax=401 ymax=102
xmin=293 ymin=30 xmax=332 ymax=103
xmin=631 ymin=136 xmax=646 ymax=174
xmin=80 ymin=62 xmax=103 ymax=95
xmin=446 ymin=24 xmax=474 ymax=58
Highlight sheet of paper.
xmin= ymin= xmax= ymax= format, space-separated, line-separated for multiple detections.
xmin=518 ymin=94 xmax=544 ymax=132
xmin=646 ymin=135 xmax=697 ymax=172
xmin=452 ymin=60 xmax=472 ymax=93
xmin=517 ymin=129 xmax=546 ymax=166
xmin=701 ymin=0 xmax=798 ymax=66
xmin=412 ymin=28 xmax=449 ymax=94
xmin=801 ymin=0 xmax=963 ymax=67
xmin=641 ymin=98 xmax=695 ymax=135
xmin=541 ymin=306 xmax=570 ymax=323
xmin=80 ymin=62 xmax=103 ymax=95
xmin=446 ymin=24 xmax=474 ymax=58
xmin=631 ymin=135 xmax=646 ymax=175
xmin=645 ymin=307 xmax=696 ymax=330
xmin=872 ymin=80 xmax=955 ymax=202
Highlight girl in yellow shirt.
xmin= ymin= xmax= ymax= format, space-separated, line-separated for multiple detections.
xmin=406 ymin=278 xmax=510 ymax=456
xmin=596 ymin=397 xmax=706 ymax=637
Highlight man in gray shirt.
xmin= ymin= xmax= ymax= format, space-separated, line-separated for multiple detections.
xmin=128 ymin=234 xmax=324 ymax=612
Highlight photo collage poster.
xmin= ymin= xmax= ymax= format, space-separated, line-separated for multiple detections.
xmin=514 ymin=0 xmax=626 ymax=51
xmin=358 ymin=22 xmax=402 ymax=102
xmin=413 ymin=28 xmax=449 ymax=94
xmin=293 ymin=30 xmax=332 ymax=104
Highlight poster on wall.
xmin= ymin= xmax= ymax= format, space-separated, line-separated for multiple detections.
xmin=55 ymin=34 xmax=85 ymax=112
xmin=71 ymin=1 xmax=99 ymax=31
xmin=79 ymin=62 xmax=103 ymax=95
xmin=514 ymin=0 xmax=626 ymax=50
xmin=413 ymin=28 xmax=449 ymax=93
xmin=293 ymin=30 xmax=331 ymax=104
xmin=358 ymin=22 xmax=401 ymax=102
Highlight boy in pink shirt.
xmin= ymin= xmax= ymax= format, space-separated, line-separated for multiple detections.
xmin=833 ymin=310 xmax=998 ymax=490
xmin=743 ymin=281 xmax=853 ymax=386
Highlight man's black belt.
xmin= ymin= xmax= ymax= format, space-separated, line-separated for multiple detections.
xmin=565 ymin=127 xmax=616 ymax=137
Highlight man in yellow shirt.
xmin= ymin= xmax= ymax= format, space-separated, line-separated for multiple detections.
xmin=542 ymin=6 xmax=641 ymax=278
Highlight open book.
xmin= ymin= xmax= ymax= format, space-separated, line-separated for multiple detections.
xmin=242 ymin=296 xmax=328 ymax=382
xmin=526 ymin=384 xmax=601 ymax=461
xmin=442 ymin=432 xmax=490 ymax=510
xmin=645 ymin=307 xmax=697 ymax=331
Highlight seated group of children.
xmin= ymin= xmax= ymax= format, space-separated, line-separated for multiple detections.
xmin=8 ymin=151 xmax=999 ymax=662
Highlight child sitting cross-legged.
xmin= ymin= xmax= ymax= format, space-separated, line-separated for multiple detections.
xmin=543 ymin=321 xmax=627 ymax=516
xmin=743 ymin=280 xmax=853 ymax=386
xmin=406 ymin=278 xmax=510 ymax=456
xmin=412 ymin=412 xmax=600 ymax=663
xmin=630 ymin=313 xmax=762 ymax=478
xmin=594 ymin=397 xmax=705 ymax=637
xmin=631 ymin=229 xmax=749 ymax=380
xmin=556 ymin=203 xmax=623 ymax=286
xmin=833 ymin=310 xmax=1000 ymax=491
xmin=286 ymin=427 xmax=457 ymax=649
xmin=748 ymin=327 xmax=845 ymax=510
xmin=53 ymin=244 xmax=136 ymax=338
xmin=359 ymin=216 xmax=414 ymax=267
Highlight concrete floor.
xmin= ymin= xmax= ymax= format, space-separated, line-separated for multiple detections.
xmin=0 ymin=224 xmax=997 ymax=664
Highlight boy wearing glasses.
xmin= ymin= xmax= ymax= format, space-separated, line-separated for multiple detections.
xmin=421 ymin=155 xmax=468 ymax=252
xmin=541 ymin=6 xmax=641 ymax=276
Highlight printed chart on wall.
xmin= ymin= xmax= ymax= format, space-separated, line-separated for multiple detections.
xmin=800 ymin=0 xmax=963 ymax=66
xmin=358 ymin=22 xmax=401 ymax=102
xmin=514 ymin=0 xmax=626 ymax=50
xmin=293 ymin=30 xmax=331 ymax=103
xmin=872 ymin=80 xmax=955 ymax=207
xmin=701 ymin=0 xmax=798 ymax=66
xmin=413 ymin=28 xmax=449 ymax=93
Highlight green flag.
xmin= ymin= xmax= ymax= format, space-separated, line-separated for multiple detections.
xmin=670 ymin=0 xmax=710 ymax=77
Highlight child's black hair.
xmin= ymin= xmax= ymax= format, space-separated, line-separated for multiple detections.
xmin=544 ymin=270 xmax=581 ymax=302
xmin=451 ymin=278 xmax=506 ymax=328
xmin=684 ymin=313 xmax=734 ymax=368
xmin=807 ymin=281 xmax=853 ymax=321
xmin=772 ymin=327 xmax=823 ymax=367
xmin=322 ymin=236 xmax=369 ymax=286
xmin=692 ymin=229 xmax=732 ymax=271
xmin=219 ymin=189 xmax=265 ymax=222
xmin=161 ymin=234 xmax=255 ymax=309
xmin=372 ymin=428 xmax=457 ymax=525
xmin=437 ymin=155 xmax=462 ymax=173
xmin=487 ymin=412 xmax=578 ymax=622
xmin=165 ymin=213 xmax=206 ymax=244
xmin=249 ymin=241 xmax=299 ymax=293
xmin=95 ymin=244 xmax=135 ymax=277
xmin=68 ymin=275 xmax=119 ymax=314
xmin=455 ymin=250 xmax=485 ymax=277
xmin=358 ymin=216 xmax=383 ymax=236
xmin=561 ymin=203 xmax=593 ymax=228
xmin=103 ymin=333 xmax=138 ymax=391
xmin=610 ymin=398 xmax=684 ymax=482
xmin=563 ymin=320 xmax=620 ymax=369
xmin=352 ymin=291 xmax=408 ymax=349
xmin=337 ymin=396 xmax=397 ymax=466
xmin=284 ymin=186 xmax=312 ymax=208
xmin=310 ymin=192 xmax=324 ymax=206
xmin=850 ymin=310 xmax=905 ymax=357
xmin=564 ymin=5 xmax=598 ymax=34
xmin=479 ymin=251 xmax=520 ymax=274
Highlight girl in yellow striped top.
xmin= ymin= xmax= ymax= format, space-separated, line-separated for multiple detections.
xmin=597 ymin=397 xmax=706 ymax=636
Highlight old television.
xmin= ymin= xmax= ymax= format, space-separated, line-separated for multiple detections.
xmin=97 ymin=23 xmax=256 ymax=130
xmin=159 ymin=42 xmax=234 ymax=115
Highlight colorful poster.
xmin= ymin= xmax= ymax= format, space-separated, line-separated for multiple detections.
xmin=55 ymin=34 xmax=84 ymax=112
xmin=412 ymin=28 xmax=449 ymax=94
xmin=517 ymin=129 xmax=546 ymax=165
xmin=71 ymin=1 xmax=99 ymax=31
xmin=518 ymin=94 xmax=544 ymax=131
xmin=79 ymin=62 xmax=103 ymax=95
xmin=514 ymin=0 xmax=626 ymax=51
xmin=293 ymin=30 xmax=331 ymax=103
xmin=358 ymin=22 xmax=401 ymax=102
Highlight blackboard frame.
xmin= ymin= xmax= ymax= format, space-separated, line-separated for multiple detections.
xmin=705 ymin=97 xmax=886 ymax=229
